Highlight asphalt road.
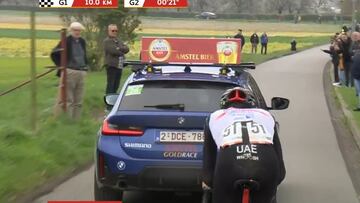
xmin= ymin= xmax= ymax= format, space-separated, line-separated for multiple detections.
xmin=34 ymin=46 xmax=359 ymax=203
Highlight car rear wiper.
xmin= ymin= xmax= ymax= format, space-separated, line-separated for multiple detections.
xmin=144 ymin=104 xmax=185 ymax=111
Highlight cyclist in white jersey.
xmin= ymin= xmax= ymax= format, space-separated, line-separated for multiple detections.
xmin=202 ymin=87 xmax=285 ymax=203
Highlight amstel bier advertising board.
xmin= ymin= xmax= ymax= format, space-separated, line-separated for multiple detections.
xmin=141 ymin=37 xmax=242 ymax=64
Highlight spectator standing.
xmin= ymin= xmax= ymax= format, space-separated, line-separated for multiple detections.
xmin=339 ymin=33 xmax=353 ymax=87
xmin=335 ymin=39 xmax=346 ymax=86
xmin=250 ymin=32 xmax=259 ymax=54
xmin=351 ymin=32 xmax=360 ymax=55
xmin=351 ymin=39 xmax=360 ymax=111
xmin=54 ymin=22 xmax=88 ymax=120
xmin=291 ymin=39 xmax=297 ymax=51
xmin=260 ymin=32 xmax=268 ymax=55
xmin=103 ymin=24 xmax=130 ymax=94
xmin=330 ymin=33 xmax=340 ymax=85
xmin=234 ymin=29 xmax=245 ymax=51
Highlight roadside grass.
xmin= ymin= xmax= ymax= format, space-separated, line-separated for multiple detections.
xmin=337 ymin=87 xmax=360 ymax=127
xmin=0 ymin=57 xmax=132 ymax=203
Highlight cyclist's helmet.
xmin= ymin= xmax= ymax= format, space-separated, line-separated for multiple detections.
xmin=220 ymin=87 xmax=256 ymax=109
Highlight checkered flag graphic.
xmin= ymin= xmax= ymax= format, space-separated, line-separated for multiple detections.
xmin=39 ymin=0 xmax=54 ymax=7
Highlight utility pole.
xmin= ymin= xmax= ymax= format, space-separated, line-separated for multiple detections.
xmin=352 ymin=0 xmax=357 ymax=32
xmin=60 ymin=29 xmax=67 ymax=113
xmin=30 ymin=9 xmax=37 ymax=132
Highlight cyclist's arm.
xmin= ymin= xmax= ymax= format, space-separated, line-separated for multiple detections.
xmin=202 ymin=118 xmax=217 ymax=188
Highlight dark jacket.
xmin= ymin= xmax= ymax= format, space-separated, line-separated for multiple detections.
xmin=330 ymin=45 xmax=340 ymax=64
xmin=51 ymin=35 xmax=88 ymax=68
xmin=352 ymin=53 xmax=360 ymax=79
xmin=340 ymin=38 xmax=352 ymax=63
xmin=250 ymin=34 xmax=259 ymax=44
xmin=234 ymin=33 xmax=245 ymax=48
xmin=351 ymin=41 xmax=360 ymax=57
xmin=103 ymin=37 xmax=129 ymax=68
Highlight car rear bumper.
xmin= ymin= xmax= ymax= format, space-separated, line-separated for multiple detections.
xmin=97 ymin=165 xmax=202 ymax=192
xmin=96 ymin=135 xmax=203 ymax=192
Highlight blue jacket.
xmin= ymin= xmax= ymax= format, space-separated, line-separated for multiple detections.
xmin=261 ymin=34 xmax=268 ymax=44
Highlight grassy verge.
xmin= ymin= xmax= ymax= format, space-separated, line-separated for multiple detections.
xmin=0 ymin=57 xmax=132 ymax=202
xmin=336 ymin=87 xmax=360 ymax=126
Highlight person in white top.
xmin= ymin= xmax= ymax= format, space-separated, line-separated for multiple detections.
xmin=202 ymin=87 xmax=285 ymax=203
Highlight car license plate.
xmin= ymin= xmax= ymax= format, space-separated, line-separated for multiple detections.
xmin=159 ymin=131 xmax=204 ymax=143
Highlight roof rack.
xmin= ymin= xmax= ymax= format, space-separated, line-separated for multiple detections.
xmin=124 ymin=61 xmax=256 ymax=73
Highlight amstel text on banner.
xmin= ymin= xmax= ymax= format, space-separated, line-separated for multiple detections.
xmin=141 ymin=37 xmax=242 ymax=64
xmin=39 ymin=0 xmax=118 ymax=8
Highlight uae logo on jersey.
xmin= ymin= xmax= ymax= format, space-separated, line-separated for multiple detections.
xmin=39 ymin=0 xmax=55 ymax=7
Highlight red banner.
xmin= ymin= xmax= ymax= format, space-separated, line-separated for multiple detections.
xmin=38 ymin=0 xmax=119 ymax=9
xmin=141 ymin=37 xmax=242 ymax=64
xmin=124 ymin=0 xmax=188 ymax=8
xmin=72 ymin=0 xmax=118 ymax=8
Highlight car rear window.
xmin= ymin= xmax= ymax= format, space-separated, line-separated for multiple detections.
xmin=119 ymin=80 xmax=236 ymax=112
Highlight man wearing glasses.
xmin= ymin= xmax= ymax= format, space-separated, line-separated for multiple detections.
xmin=103 ymin=24 xmax=130 ymax=94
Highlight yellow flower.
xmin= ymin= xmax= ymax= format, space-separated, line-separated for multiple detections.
xmin=0 ymin=38 xmax=58 ymax=57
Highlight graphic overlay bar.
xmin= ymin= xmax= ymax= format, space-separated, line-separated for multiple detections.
xmin=39 ymin=0 xmax=119 ymax=8
xmin=48 ymin=201 xmax=122 ymax=203
xmin=124 ymin=0 xmax=188 ymax=8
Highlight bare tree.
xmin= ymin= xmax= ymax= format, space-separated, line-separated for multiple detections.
xmin=285 ymin=0 xmax=297 ymax=14
xmin=197 ymin=0 xmax=208 ymax=11
xmin=265 ymin=0 xmax=287 ymax=14
xmin=294 ymin=0 xmax=312 ymax=13
xmin=231 ymin=0 xmax=260 ymax=13
xmin=232 ymin=0 xmax=245 ymax=12
xmin=311 ymin=0 xmax=337 ymax=13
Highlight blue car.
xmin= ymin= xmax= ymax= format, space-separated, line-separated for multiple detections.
xmin=94 ymin=62 xmax=289 ymax=201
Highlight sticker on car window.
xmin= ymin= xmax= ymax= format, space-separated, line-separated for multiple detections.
xmin=125 ymin=85 xmax=144 ymax=96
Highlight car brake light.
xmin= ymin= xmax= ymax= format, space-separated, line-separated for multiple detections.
xmin=101 ymin=120 xmax=143 ymax=136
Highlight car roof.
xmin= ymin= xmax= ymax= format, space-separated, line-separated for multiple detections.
xmin=129 ymin=65 xmax=250 ymax=87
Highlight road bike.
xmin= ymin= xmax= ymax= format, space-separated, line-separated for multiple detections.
xmin=202 ymin=179 xmax=276 ymax=203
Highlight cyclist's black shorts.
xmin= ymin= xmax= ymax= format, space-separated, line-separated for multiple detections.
xmin=212 ymin=144 xmax=280 ymax=203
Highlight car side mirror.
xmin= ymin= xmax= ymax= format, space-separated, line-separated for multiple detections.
xmin=269 ymin=97 xmax=289 ymax=110
xmin=104 ymin=94 xmax=119 ymax=109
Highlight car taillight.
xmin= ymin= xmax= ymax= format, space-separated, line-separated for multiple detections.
xmin=101 ymin=120 xmax=143 ymax=136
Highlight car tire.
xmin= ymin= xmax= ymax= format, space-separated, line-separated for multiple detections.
xmin=94 ymin=174 xmax=123 ymax=201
